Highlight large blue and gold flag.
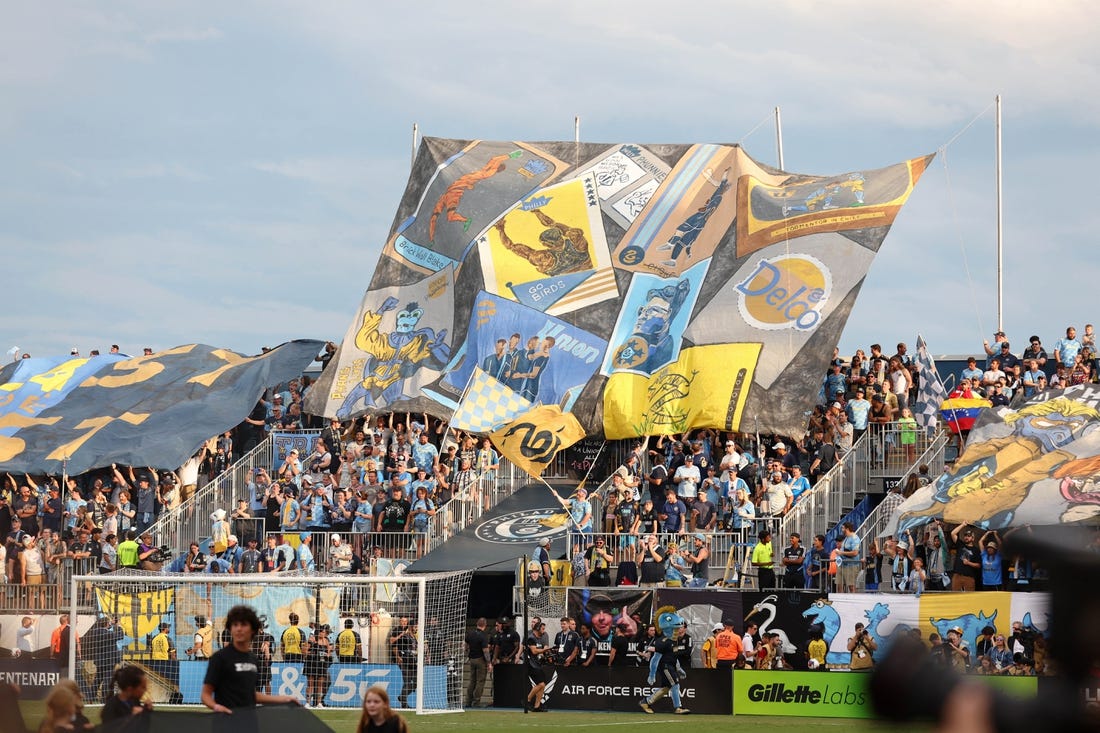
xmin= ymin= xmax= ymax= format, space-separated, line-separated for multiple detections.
xmin=313 ymin=136 xmax=931 ymax=438
xmin=0 ymin=340 xmax=322 ymax=474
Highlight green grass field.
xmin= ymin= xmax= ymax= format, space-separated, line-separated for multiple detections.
xmin=18 ymin=701 xmax=934 ymax=733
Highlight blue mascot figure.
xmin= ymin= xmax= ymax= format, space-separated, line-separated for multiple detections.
xmin=640 ymin=611 xmax=692 ymax=715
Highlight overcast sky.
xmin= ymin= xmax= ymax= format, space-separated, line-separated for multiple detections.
xmin=4 ymin=1 xmax=1098 ymax=361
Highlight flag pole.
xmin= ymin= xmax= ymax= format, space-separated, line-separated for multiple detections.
xmin=995 ymin=94 xmax=1003 ymax=332
xmin=411 ymin=122 xmax=419 ymax=170
xmin=774 ymin=106 xmax=785 ymax=169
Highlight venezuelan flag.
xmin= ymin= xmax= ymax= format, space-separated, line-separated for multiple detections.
xmin=939 ymin=397 xmax=991 ymax=433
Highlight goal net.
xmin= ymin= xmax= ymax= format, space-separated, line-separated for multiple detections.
xmin=70 ymin=570 xmax=472 ymax=714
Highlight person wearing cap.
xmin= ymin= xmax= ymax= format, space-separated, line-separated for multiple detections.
xmin=584 ymin=536 xmax=613 ymax=587
xmin=295 ymin=532 xmax=315 ymax=572
xmin=672 ymin=452 xmax=700 ymax=501
xmin=279 ymin=482 xmax=302 ymax=532
xmin=1021 ymin=335 xmax=1048 ymax=368
xmin=683 ymin=532 xmax=711 ymax=588
xmin=222 ymin=534 xmax=242 ymax=572
xmin=278 ymin=447 xmax=303 ymax=488
xmin=270 ymin=532 xmax=293 ymax=571
xmin=187 ymin=615 xmax=214 ymax=661
xmin=550 ymin=485 xmax=593 ymax=551
xmin=846 ymin=387 xmax=871 ymax=444
xmin=978 ymin=530 xmax=1004 ymax=590
xmin=937 ymin=625 xmax=970 ymax=671
xmin=301 ymin=481 xmax=332 ymax=532
xmin=700 ymin=624 xmax=722 ymax=669
xmin=238 ymin=536 xmax=262 ymax=573
xmin=612 ymin=488 xmax=640 ymax=562
xmin=378 ymin=486 xmax=412 ymax=550
xmin=886 ymin=532 xmax=914 ymax=592
xmin=409 ymin=484 xmax=436 ymax=556
xmin=533 ymin=537 xmax=552 ymax=581
xmin=690 ymin=485 xmax=717 ymax=534
xmin=950 ymin=522 xmax=982 ymax=591
xmin=714 ymin=619 xmax=744 ymax=669
xmin=982 ymin=329 xmax=1009 ymax=364
xmin=762 ymin=468 xmax=793 ymax=518
xmin=822 ymin=358 xmax=846 ymax=399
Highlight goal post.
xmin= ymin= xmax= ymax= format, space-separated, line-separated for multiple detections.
xmin=69 ymin=570 xmax=472 ymax=714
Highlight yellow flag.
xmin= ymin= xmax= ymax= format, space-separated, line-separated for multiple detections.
xmin=491 ymin=405 xmax=586 ymax=477
xmin=603 ymin=343 xmax=762 ymax=439
xmin=94 ymin=587 xmax=175 ymax=644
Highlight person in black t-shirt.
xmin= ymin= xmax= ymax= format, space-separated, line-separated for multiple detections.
xmin=463 ymin=618 xmax=490 ymax=708
xmin=524 ymin=622 xmax=549 ymax=712
xmin=100 ymin=665 xmax=151 ymax=725
xmin=202 ymin=605 xmax=298 ymax=712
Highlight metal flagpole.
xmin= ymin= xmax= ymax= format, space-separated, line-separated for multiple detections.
xmin=995 ymin=95 xmax=1003 ymax=332
xmin=412 ymin=122 xmax=419 ymax=169
xmin=574 ymin=115 xmax=580 ymax=144
xmin=774 ymin=106 xmax=785 ymax=169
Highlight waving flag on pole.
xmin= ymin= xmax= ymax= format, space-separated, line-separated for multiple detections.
xmin=448 ymin=366 xmax=532 ymax=434
xmin=491 ymin=405 xmax=586 ymax=477
xmin=914 ymin=334 xmax=947 ymax=436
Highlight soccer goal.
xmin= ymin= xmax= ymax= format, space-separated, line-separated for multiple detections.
xmin=70 ymin=570 xmax=472 ymax=714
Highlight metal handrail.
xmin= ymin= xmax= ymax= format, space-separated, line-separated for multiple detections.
xmin=778 ymin=430 xmax=870 ymax=545
xmin=855 ymin=428 xmax=950 ymax=545
xmin=145 ymin=433 xmax=297 ymax=551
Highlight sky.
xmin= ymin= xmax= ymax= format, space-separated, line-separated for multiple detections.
xmin=4 ymin=1 xmax=1100 ymax=362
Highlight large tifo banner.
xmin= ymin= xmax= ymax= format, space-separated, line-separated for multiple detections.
xmin=305 ymin=137 xmax=932 ymax=438
xmin=0 ymin=341 xmax=321 ymax=474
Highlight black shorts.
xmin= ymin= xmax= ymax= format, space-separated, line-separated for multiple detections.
xmin=527 ymin=666 xmax=546 ymax=684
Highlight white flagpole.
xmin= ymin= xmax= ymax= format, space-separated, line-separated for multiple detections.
xmin=995 ymin=95 xmax=1003 ymax=333
xmin=411 ymin=122 xmax=419 ymax=169
xmin=774 ymin=106 xmax=785 ymax=169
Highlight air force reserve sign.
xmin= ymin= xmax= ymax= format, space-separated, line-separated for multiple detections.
xmin=475 ymin=508 xmax=569 ymax=544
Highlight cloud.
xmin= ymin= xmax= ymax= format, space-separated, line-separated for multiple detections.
xmin=144 ymin=27 xmax=222 ymax=44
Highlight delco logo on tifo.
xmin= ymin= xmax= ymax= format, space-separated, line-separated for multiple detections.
xmin=475 ymin=510 xmax=569 ymax=544
xmin=735 ymin=254 xmax=831 ymax=332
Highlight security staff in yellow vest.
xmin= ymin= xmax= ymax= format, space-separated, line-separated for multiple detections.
xmin=336 ymin=619 xmax=362 ymax=663
xmin=149 ymin=621 xmax=181 ymax=696
xmin=151 ymin=622 xmax=177 ymax=661
xmin=186 ymin=616 xmax=213 ymax=660
xmin=281 ymin=612 xmax=307 ymax=662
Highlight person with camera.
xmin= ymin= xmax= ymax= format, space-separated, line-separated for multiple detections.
xmin=847 ymin=622 xmax=878 ymax=671
xmin=188 ymin=615 xmax=214 ymax=661
xmin=636 ymin=534 xmax=667 ymax=586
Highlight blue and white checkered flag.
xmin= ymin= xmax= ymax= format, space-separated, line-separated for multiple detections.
xmin=914 ymin=334 xmax=947 ymax=436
